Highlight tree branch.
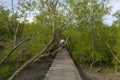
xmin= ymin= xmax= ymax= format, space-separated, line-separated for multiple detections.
xmin=45 ymin=0 xmax=52 ymax=12
xmin=0 ymin=36 xmax=31 ymax=67
xmin=13 ymin=23 xmax=20 ymax=47
xmin=106 ymin=41 xmax=120 ymax=64
xmin=54 ymin=0 xmax=59 ymax=7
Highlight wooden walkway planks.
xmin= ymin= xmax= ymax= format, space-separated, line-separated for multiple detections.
xmin=44 ymin=48 xmax=82 ymax=80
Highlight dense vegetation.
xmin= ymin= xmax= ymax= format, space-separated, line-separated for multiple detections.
xmin=0 ymin=0 xmax=120 ymax=79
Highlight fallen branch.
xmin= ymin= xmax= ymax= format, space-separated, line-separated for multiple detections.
xmin=0 ymin=36 xmax=31 ymax=67
xmin=33 ymin=46 xmax=62 ymax=62
xmin=106 ymin=41 xmax=120 ymax=64
xmin=51 ymin=46 xmax=62 ymax=55
xmin=65 ymin=36 xmax=70 ymax=44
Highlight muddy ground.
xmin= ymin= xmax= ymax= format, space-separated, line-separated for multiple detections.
xmin=14 ymin=55 xmax=55 ymax=80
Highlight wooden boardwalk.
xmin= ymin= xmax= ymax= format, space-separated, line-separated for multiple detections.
xmin=44 ymin=48 xmax=82 ymax=80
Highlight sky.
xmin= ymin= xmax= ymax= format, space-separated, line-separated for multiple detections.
xmin=103 ymin=0 xmax=120 ymax=26
xmin=0 ymin=0 xmax=120 ymax=25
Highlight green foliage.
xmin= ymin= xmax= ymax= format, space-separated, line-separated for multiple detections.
xmin=0 ymin=6 xmax=10 ymax=37
xmin=113 ymin=10 xmax=120 ymax=27
xmin=23 ymin=23 xmax=51 ymax=56
xmin=63 ymin=27 xmax=91 ymax=61
xmin=63 ymin=25 xmax=118 ymax=67
xmin=61 ymin=0 xmax=120 ymax=70
xmin=113 ymin=28 xmax=120 ymax=71
xmin=0 ymin=64 xmax=14 ymax=80
xmin=112 ymin=10 xmax=120 ymax=71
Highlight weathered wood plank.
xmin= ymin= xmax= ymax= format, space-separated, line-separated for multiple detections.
xmin=44 ymin=48 xmax=82 ymax=80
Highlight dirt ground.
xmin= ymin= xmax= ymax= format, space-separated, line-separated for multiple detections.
xmin=86 ymin=70 xmax=120 ymax=80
